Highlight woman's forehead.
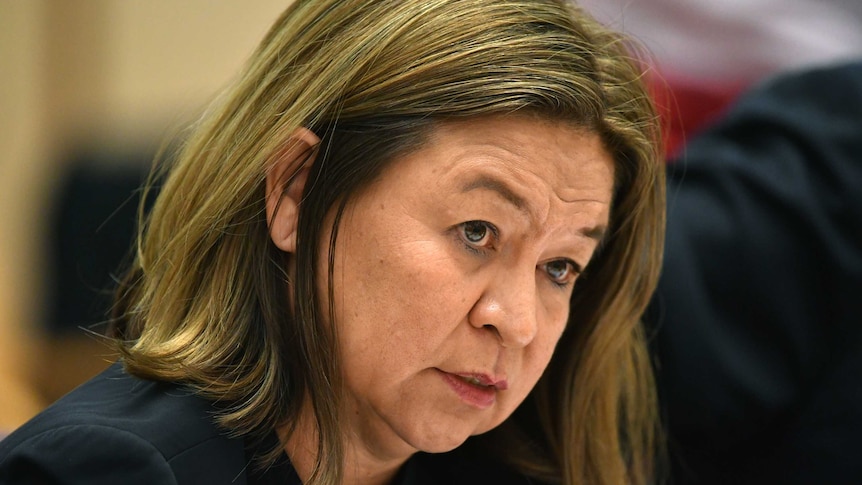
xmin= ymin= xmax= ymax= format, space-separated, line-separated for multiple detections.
xmin=420 ymin=116 xmax=614 ymax=202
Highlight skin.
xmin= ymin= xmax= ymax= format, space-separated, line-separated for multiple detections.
xmin=270 ymin=115 xmax=615 ymax=485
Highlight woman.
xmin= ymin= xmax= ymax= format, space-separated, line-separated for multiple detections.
xmin=0 ymin=1 xmax=665 ymax=484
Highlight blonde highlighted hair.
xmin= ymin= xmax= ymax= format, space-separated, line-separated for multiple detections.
xmin=112 ymin=1 xmax=665 ymax=484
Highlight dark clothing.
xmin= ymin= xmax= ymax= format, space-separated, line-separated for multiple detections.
xmin=650 ymin=62 xmax=862 ymax=484
xmin=0 ymin=363 xmax=295 ymax=485
xmin=0 ymin=363 xmax=533 ymax=484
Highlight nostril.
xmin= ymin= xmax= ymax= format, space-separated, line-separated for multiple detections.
xmin=482 ymin=323 xmax=502 ymax=340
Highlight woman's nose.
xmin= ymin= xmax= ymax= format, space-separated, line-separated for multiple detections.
xmin=468 ymin=272 xmax=539 ymax=348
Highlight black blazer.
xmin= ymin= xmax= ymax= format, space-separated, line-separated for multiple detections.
xmin=649 ymin=61 xmax=862 ymax=484
xmin=0 ymin=362 xmax=299 ymax=485
xmin=0 ymin=363 xmax=537 ymax=484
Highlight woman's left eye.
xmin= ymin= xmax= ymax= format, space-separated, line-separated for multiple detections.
xmin=542 ymin=259 xmax=577 ymax=286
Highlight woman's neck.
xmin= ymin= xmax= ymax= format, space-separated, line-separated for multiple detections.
xmin=278 ymin=399 xmax=410 ymax=485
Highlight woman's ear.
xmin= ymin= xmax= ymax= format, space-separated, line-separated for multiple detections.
xmin=266 ymin=127 xmax=320 ymax=253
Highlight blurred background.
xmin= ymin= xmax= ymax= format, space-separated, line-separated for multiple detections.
xmin=580 ymin=0 xmax=862 ymax=155
xmin=0 ymin=0 xmax=287 ymax=432
xmin=1 ymin=0 xmax=861 ymax=442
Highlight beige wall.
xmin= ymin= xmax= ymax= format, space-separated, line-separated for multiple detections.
xmin=0 ymin=0 xmax=290 ymax=429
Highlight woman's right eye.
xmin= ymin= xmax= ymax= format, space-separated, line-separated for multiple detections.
xmin=459 ymin=220 xmax=496 ymax=252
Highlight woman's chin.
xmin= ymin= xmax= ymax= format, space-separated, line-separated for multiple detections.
xmin=415 ymin=437 xmax=468 ymax=454
xmin=408 ymin=421 xmax=500 ymax=455
xmin=401 ymin=427 xmax=473 ymax=455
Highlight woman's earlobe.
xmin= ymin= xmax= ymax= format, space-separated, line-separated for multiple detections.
xmin=265 ymin=128 xmax=320 ymax=253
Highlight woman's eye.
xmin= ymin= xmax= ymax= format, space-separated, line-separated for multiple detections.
xmin=460 ymin=220 xmax=496 ymax=249
xmin=543 ymin=259 xmax=577 ymax=286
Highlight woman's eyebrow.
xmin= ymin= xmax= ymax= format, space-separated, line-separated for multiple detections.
xmin=459 ymin=174 xmax=530 ymax=214
xmin=583 ymin=224 xmax=607 ymax=242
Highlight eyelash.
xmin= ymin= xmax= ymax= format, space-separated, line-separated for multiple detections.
xmin=457 ymin=220 xmax=579 ymax=289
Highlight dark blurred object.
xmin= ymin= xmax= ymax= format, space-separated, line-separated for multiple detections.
xmin=46 ymin=150 xmax=152 ymax=335
xmin=41 ymin=149 xmax=153 ymax=400
xmin=649 ymin=62 xmax=862 ymax=484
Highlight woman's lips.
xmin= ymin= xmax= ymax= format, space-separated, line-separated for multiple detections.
xmin=437 ymin=369 xmax=507 ymax=409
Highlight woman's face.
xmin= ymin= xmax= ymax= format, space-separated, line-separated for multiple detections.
xmin=323 ymin=115 xmax=615 ymax=461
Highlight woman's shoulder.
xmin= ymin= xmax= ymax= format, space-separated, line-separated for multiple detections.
xmin=0 ymin=362 xmax=249 ymax=484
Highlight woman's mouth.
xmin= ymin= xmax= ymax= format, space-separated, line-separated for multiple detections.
xmin=437 ymin=370 xmax=507 ymax=409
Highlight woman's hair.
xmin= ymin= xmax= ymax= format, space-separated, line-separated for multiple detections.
xmin=112 ymin=1 xmax=665 ymax=484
